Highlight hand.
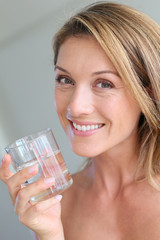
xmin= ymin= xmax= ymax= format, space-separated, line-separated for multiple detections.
xmin=0 ymin=154 xmax=13 ymax=183
xmin=0 ymin=154 xmax=65 ymax=240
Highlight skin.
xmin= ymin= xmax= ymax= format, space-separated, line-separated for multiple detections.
xmin=55 ymin=36 xmax=160 ymax=239
xmin=0 ymin=155 xmax=64 ymax=240
xmin=1 ymin=35 xmax=160 ymax=240
xmin=54 ymin=35 xmax=142 ymax=195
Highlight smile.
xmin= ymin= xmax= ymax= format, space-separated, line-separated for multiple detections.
xmin=73 ymin=122 xmax=103 ymax=131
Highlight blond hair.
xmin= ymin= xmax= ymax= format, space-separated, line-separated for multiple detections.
xmin=53 ymin=2 xmax=160 ymax=189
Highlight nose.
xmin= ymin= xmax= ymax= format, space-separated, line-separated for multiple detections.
xmin=67 ymin=86 xmax=94 ymax=117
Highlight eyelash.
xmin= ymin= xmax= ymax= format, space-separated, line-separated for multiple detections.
xmin=55 ymin=76 xmax=75 ymax=86
xmin=55 ymin=75 xmax=114 ymax=89
xmin=94 ymin=79 xmax=114 ymax=89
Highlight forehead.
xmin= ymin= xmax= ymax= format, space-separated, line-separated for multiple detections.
xmin=56 ymin=36 xmax=117 ymax=73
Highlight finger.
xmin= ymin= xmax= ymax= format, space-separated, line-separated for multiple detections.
xmin=7 ymin=164 xmax=38 ymax=205
xmin=0 ymin=154 xmax=13 ymax=183
xmin=14 ymin=177 xmax=55 ymax=215
xmin=30 ymin=194 xmax=62 ymax=214
xmin=18 ymin=195 xmax=62 ymax=229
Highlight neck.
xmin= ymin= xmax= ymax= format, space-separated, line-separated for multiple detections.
xmin=88 ymin=142 xmax=141 ymax=199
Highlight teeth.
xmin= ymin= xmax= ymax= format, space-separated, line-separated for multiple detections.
xmin=82 ymin=125 xmax=86 ymax=131
xmin=86 ymin=125 xmax=90 ymax=131
xmin=73 ymin=122 xmax=103 ymax=131
xmin=77 ymin=125 xmax=81 ymax=131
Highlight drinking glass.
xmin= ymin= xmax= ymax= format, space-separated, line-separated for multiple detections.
xmin=5 ymin=128 xmax=73 ymax=202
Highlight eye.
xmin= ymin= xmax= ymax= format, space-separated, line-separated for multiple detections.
xmin=55 ymin=76 xmax=75 ymax=86
xmin=95 ymin=79 xmax=114 ymax=89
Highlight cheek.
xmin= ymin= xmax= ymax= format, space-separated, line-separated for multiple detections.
xmin=54 ymin=98 xmax=67 ymax=130
xmin=54 ymin=90 xmax=66 ymax=112
xmin=115 ymin=101 xmax=141 ymax=131
xmin=100 ymin=96 xmax=141 ymax=126
xmin=98 ymin=97 xmax=119 ymax=119
xmin=54 ymin=90 xmax=70 ymax=129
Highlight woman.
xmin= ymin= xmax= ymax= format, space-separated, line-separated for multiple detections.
xmin=0 ymin=2 xmax=160 ymax=240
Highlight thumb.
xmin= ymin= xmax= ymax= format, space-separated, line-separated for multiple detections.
xmin=0 ymin=154 xmax=14 ymax=183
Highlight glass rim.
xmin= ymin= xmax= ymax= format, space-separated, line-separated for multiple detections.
xmin=5 ymin=127 xmax=52 ymax=151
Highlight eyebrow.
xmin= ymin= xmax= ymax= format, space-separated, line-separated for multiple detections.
xmin=54 ymin=65 xmax=119 ymax=77
xmin=54 ymin=65 xmax=70 ymax=74
xmin=93 ymin=70 xmax=119 ymax=77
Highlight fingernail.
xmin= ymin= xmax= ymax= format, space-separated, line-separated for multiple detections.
xmin=55 ymin=195 xmax=63 ymax=201
xmin=44 ymin=177 xmax=55 ymax=184
xmin=28 ymin=165 xmax=37 ymax=173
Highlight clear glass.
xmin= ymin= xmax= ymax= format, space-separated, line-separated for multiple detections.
xmin=5 ymin=128 xmax=73 ymax=202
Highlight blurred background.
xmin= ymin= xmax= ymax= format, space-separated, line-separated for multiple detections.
xmin=0 ymin=0 xmax=159 ymax=239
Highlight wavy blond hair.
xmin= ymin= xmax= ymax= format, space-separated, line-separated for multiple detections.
xmin=53 ymin=2 xmax=160 ymax=189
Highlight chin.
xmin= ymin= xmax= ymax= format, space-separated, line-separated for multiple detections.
xmin=70 ymin=144 xmax=102 ymax=158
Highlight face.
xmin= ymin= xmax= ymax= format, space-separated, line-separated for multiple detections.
xmin=54 ymin=36 xmax=141 ymax=158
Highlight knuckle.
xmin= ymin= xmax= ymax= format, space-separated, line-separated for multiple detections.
xmin=18 ymin=169 xmax=31 ymax=183
xmin=18 ymin=189 xmax=27 ymax=201
xmin=34 ymin=179 xmax=45 ymax=190
xmin=6 ymin=177 xmax=13 ymax=188
xmin=33 ymin=204 xmax=41 ymax=213
xmin=18 ymin=169 xmax=28 ymax=178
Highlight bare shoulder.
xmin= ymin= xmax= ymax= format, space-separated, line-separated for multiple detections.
xmin=60 ymin=171 xmax=160 ymax=239
xmin=122 ymin=179 xmax=160 ymax=233
xmin=124 ymin=177 xmax=160 ymax=208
